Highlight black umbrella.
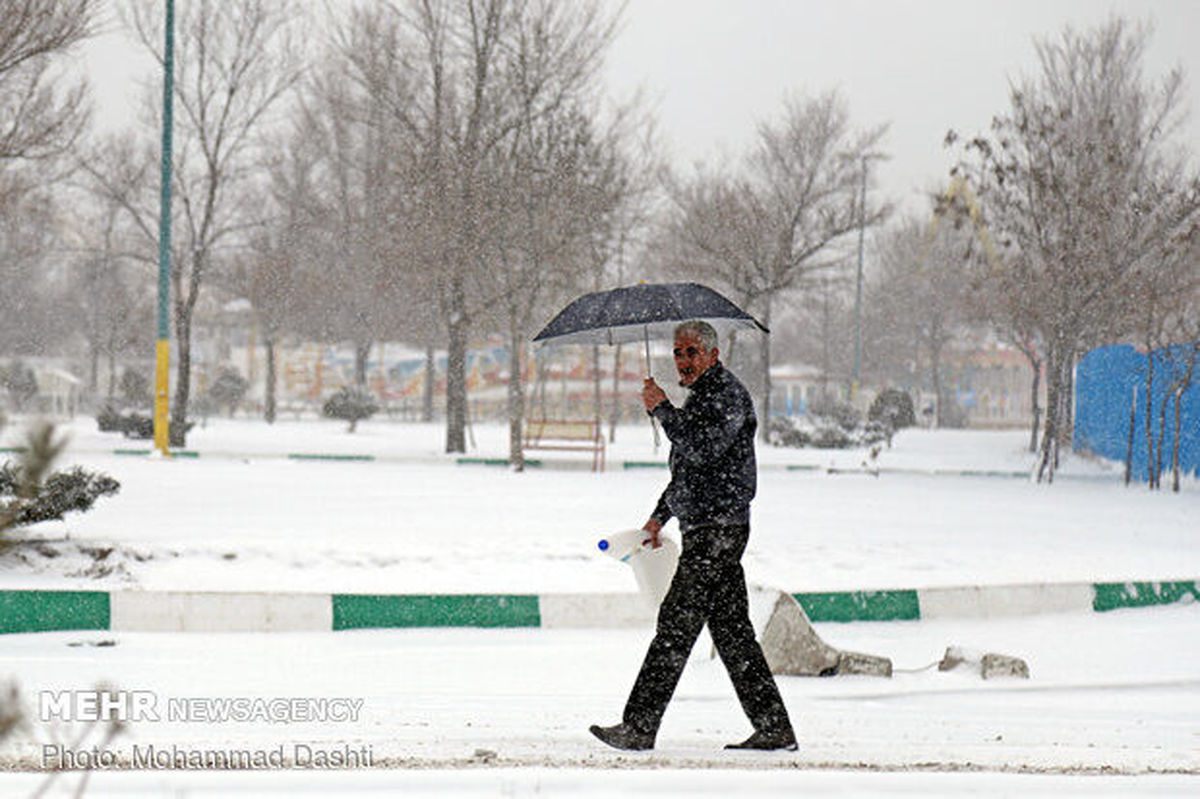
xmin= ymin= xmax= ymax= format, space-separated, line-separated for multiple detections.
xmin=533 ymin=282 xmax=768 ymax=371
xmin=533 ymin=282 xmax=768 ymax=447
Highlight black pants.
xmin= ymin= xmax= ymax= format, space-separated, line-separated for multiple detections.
xmin=622 ymin=523 xmax=792 ymax=736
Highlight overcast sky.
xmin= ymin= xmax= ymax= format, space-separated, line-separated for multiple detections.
xmin=601 ymin=0 xmax=1200 ymax=215
xmin=83 ymin=0 xmax=1200 ymax=218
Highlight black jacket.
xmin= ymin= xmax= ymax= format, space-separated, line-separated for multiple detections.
xmin=649 ymin=362 xmax=757 ymax=532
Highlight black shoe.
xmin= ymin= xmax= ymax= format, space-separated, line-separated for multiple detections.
xmin=589 ymin=722 xmax=655 ymax=751
xmin=724 ymin=728 xmax=798 ymax=751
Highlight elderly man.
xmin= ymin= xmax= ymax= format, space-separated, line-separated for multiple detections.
xmin=590 ymin=320 xmax=796 ymax=752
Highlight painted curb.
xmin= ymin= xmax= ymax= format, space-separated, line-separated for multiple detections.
xmin=110 ymin=591 xmax=331 ymax=633
xmin=287 ymin=453 xmax=375 ymax=462
xmin=0 ymin=580 xmax=1195 ymax=634
xmin=332 ymin=594 xmax=540 ymax=629
xmin=0 ymin=590 xmax=108 ymax=634
xmin=113 ymin=449 xmax=200 ymax=458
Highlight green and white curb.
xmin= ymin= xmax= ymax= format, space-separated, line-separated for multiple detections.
xmin=0 ymin=581 xmax=1194 ymax=634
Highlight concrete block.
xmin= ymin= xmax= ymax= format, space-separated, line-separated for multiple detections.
xmin=938 ymin=646 xmax=1029 ymax=679
xmin=759 ymin=592 xmax=843 ymax=676
xmin=835 ymin=650 xmax=893 ymax=677
xmin=982 ymin=652 xmax=1030 ymax=679
xmin=938 ymin=645 xmax=982 ymax=671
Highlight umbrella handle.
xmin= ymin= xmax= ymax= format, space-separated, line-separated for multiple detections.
xmin=644 ymin=326 xmax=661 ymax=451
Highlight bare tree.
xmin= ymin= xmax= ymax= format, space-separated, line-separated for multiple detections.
xmin=479 ymin=99 xmax=641 ymax=467
xmin=67 ymin=194 xmax=155 ymax=401
xmin=81 ymin=0 xmax=301 ymax=445
xmin=953 ymin=18 xmax=1199 ymax=482
xmin=865 ymin=214 xmax=977 ymax=426
xmin=353 ymin=0 xmax=620 ymax=453
xmin=919 ymin=176 xmax=1047 ymax=447
xmin=0 ymin=0 xmax=93 ymax=163
xmin=663 ymin=90 xmax=888 ymax=431
xmin=286 ymin=58 xmax=402 ymax=388
xmin=236 ymin=230 xmax=294 ymax=424
xmin=0 ymin=180 xmax=73 ymax=354
xmin=1123 ymin=233 xmax=1199 ymax=490
xmin=0 ymin=0 xmax=96 ymax=355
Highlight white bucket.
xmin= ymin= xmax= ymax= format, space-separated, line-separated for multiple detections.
xmin=598 ymin=529 xmax=680 ymax=607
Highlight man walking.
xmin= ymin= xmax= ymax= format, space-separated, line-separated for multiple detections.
xmin=590 ymin=320 xmax=796 ymax=752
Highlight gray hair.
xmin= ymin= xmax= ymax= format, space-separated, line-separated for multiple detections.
xmin=674 ymin=320 xmax=718 ymax=351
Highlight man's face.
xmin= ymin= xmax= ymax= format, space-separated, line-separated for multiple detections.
xmin=673 ymin=332 xmax=718 ymax=387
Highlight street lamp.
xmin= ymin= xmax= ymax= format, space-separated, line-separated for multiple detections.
xmin=153 ymin=0 xmax=175 ymax=455
xmin=849 ymin=153 xmax=886 ymax=401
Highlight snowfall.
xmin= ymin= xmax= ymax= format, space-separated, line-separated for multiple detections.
xmin=0 ymin=411 xmax=1197 ymax=797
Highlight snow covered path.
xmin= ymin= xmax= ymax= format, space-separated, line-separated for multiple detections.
xmin=2 ymin=605 xmax=1197 ymax=794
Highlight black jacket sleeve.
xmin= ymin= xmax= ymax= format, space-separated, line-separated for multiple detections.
xmin=651 ymin=390 xmax=749 ymax=466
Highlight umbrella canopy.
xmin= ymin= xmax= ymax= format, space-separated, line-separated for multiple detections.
xmin=532 ymin=282 xmax=768 ymax=347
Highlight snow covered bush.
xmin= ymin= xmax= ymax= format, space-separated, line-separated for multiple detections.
xmin=119 ymin=369 xmax=151 ymax=407
xmin=808 ymin=396 xmax=862 ymax=431
xmin=0 ymin=361 xmax=38 ymax=412
xmin=322 ymin=387 xmax=378 ymax=433
xmin=95 ymin=405 xmax=193 ymax=439
xmin=96 ymin=403 xmax=123 ymax=432
xmin=206 ymin=367 xmax=249 ymax=417
xmin=868 ymin=388 xmax=916 ymax=430
xmin=0 ymin=422 xmax=120 ymax=538
xmin=767 ymin=401 xmax=891 ymax=451
xmin=0 ymin=464 xmax=120 ymax=529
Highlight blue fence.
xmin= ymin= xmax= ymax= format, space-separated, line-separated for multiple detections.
xmin=1074 ymin=344 xmax=1199 ymax=481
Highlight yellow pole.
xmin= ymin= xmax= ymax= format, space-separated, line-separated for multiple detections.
xmin=154 ymin=340 xmax=170 ymax=453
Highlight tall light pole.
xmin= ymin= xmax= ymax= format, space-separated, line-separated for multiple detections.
xmin=153 ymin=0 xmax=175 ymax=455
xmin=852 ymin=158 xmax=866 ymax=399
xmin=851 ymin=153 xmax=885 ymax=401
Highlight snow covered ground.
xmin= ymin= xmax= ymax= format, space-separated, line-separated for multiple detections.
xmin=0 ymin=416 xmax=1195 ymax=594
xmin=0 ymin=415 xmax=1197 ymax=794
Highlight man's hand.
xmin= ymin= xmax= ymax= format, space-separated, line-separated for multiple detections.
xmin=642 ymin=377 xmax=667 ymax=412
xmin=642 ymin=518 xmax=662 ymax=549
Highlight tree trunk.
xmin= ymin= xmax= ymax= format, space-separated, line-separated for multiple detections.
xmin=353 ymin=340 xmax=371 ymax=389
xmin=169 ymin=317 xmax=192 ymax=448
xmin=1036 ymin=344 xmax=1061 ymax=483
xmin=88 ymin=343 xmax=100 ymax=396
xmin=820 ymin=286 xmax=831 ymax=399
xmin=608 ymin=343 xmax=622 ymax=443
xmin=1124 ymin=384 xmax=1136 ymax=486
xmin=1144 ymin=352 xmax=1155 ymax=488
xmin=444 ymin=307 xmax=468 ymax=454
xmin=1172 ymin=385 xmax=1184 ymax=493
xmin=106 ymin=351 xmax=117 ymax=402
xmin=929 ymin=316 xmax=944 ymax=429
xmin=1028 ymin=356 xmax=1041 ymax=453
xmin=1060 ymin=356 xmax=1074 ymax=465
xmin=1171 ymin=350 xmax=1195 ymax=493
xmin=423 ymin=339 xmax=435 ymax=423
xmin=1056 ymin=351 xmax=1073 ymax=472
xmin=508 ymin=329 xmax=525 ymax=471
xmin=264 ymin=334 xmax=277 ymax=425
xmin=931 ymin=345 xmax=943 ymax=429
xmin=759 ymin=295 xmax=773 ymax=440
xmin=592 ymin=345 xmax=602 ymax=429
xmin=1154 ymin=388 xmax=1170 ymax=491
